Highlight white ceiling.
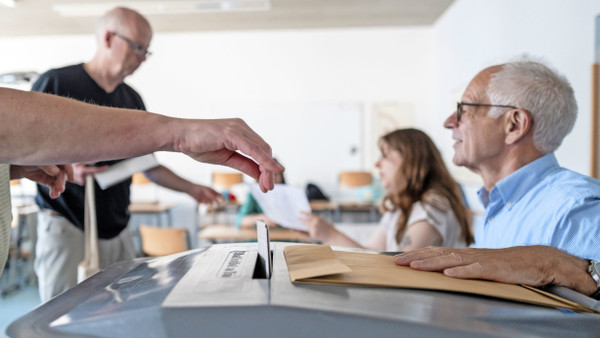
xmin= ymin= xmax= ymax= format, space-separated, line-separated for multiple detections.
xmin=0 ymin=0 xmax=454 ymax=37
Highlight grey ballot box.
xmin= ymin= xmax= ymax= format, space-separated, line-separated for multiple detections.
xmin=7 ymin=242 xmax=600 ymax=338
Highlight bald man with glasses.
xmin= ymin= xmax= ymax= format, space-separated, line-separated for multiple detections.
xmin=389 ymin=60 xmax=600 ymax=303
xmin=31 ymin=7 xmax=223 ymax=302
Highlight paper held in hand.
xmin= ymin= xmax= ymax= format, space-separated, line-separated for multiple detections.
xmin=94 ymin=154 xmax=159 ymax=190
xmin=249 ymin=183 xmax=311 ymax=231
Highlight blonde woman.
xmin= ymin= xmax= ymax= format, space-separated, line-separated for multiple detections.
xmin=300 ymin=128 xmax=472 ymax=251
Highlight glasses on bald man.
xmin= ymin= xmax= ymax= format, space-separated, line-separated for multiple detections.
xmin=456 ymin=102 xmax=518 ymax=123
xmin=112 ymin=32 xmax=152 ymax=58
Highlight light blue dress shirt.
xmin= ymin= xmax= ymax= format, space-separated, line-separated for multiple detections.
xmin=472 ymin=153 xmax=600 ymax=260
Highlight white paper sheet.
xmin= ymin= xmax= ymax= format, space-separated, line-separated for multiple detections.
xmin=249 ymin=183 xmax=311 ymax=231
xmin=94 ymin=154 xmax=159 ymax=190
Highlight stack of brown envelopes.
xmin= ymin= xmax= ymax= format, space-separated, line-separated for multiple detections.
xmin=283 ymin=244 xmax=597 ymax=313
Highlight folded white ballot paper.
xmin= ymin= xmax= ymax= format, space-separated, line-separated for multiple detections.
xmin=94 ymin=154 xmax=159 ymax=190
xmin=249 ymin=183 xmax=311 ymax=231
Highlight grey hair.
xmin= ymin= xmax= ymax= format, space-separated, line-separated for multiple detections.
xmin=487 ymin=59 xmax=577 ymax=154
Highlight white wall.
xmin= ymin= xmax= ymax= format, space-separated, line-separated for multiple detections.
xmin=137 ymin=28 xmax=433 ymax=198
xmin=5 ymin=0 xmax=599 ymax=208
xmin=0 ymin=27 xmax=433 ymax=203
xmin=430 ymin=0 xmax=600 ymax=189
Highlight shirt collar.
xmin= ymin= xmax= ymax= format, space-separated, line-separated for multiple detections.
xmin=477 ymin=153 xmax=559 ymax=209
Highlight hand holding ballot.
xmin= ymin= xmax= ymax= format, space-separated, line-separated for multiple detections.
xmin=298 ymin=211 xmax=337 ymax=242
xmin=179 ymin=119 xmax=283 ymax=193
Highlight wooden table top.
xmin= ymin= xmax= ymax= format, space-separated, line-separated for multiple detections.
xmin=336 ymin=201 xmax=377 ymax=210
xmin=129 ymin=202 xmax=177 ymax=213
xmin=309 ymin=200 xmax=337 ymax=211
xmin=198 ymin=224 xmax=311 ymax=242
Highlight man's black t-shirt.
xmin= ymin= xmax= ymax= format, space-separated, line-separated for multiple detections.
xmin=33 ymin=64 xmax=146 ymax=239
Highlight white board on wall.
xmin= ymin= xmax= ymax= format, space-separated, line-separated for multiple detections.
xmin=204 ymin=102 xmax=364 ymax=195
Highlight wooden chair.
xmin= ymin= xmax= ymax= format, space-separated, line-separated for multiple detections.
xmin=198 ymin=224 xmax=311 ymax=243
xmin=130 ymin=172 xmax=178 ymax=226
xmin=131 ymin=172 xmax=157 ymax=203
xmin=211 ymin=172 xmax=244 ymax=190
xmin=209 ymin=172 xmax=244 ymax=223
xmin=337 ymin=171 xmax=377 ymax=222
xmin=139 ymin=225 xmax=190 ymax=257
xmin=132 ymin=172 xmax=152 ymax=186
xmin=338 ymin=171 xmax=373 ymax=187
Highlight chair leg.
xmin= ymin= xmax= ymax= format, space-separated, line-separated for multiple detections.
xmin=334 ymin=206 xmax=342 ymax=223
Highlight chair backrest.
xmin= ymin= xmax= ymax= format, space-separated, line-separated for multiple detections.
xmin=131 ymin=172 xmax=159 ymax=203
xmin=132 ymin=172 xmax=152 ymax=186
xmin=212 ymin=172 xmax=243 ymax=189
xmin=139 ymin=225 xmax=189 ymax=257
xmin=339 ymin=171 xmax=372 ymax=188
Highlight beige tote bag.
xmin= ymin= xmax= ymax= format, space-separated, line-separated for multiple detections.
xmin=77 ymin=174 xmax=100 ymax=283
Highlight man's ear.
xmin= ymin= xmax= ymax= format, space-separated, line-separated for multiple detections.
xmin=103 ymin=31 xmax=113 ymax=48
xmin=504 ymin=109 xmax=532 ymax=145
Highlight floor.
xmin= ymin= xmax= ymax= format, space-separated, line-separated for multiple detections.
xmin=0 ymin=280 xmax=40 ymax=337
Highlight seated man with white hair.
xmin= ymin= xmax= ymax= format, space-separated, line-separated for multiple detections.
xmin=442 ymin=59 xmax=600 ymax=260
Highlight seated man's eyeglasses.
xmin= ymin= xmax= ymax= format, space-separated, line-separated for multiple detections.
xmin=456 ymin=102 xmax=518 ymax=123
xmin=112 ymin=32 xmax=152 ymax=58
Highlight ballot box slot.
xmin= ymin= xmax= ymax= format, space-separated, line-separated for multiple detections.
xmin=253 ymin=249 xmax=273 ymax=279
xmin=255 ymin=220 xmax=273 ymax=279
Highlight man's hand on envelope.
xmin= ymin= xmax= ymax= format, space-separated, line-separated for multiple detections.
xmin=394 ymin=245 xmax=597 ymax=297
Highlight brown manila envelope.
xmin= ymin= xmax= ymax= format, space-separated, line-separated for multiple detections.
xmin=283 ymin=244 xmax=596 ymax=313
